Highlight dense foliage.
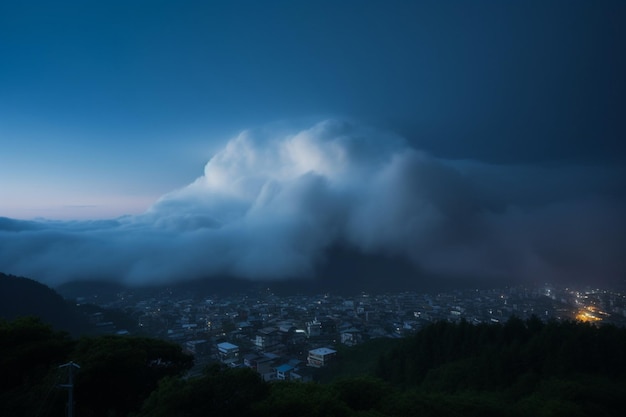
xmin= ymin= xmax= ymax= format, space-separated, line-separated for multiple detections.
xmin=0 ymin=317 xmax=193 ymax=417
xmin=373 ymin=317 xmax=626 ymax=416
xmin=2 ymin=315 xmax=626 ymax=416
xmin=137 ymin=365 xmax=269 ymax=417
xmin=0 ymin=317 xmax=73 ymax=417
xmin=376 ymin=317 xmax=626 ymax=388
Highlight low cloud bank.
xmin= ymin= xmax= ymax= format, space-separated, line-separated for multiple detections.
xmin=1 ymin=120 xmax=624 ymax=287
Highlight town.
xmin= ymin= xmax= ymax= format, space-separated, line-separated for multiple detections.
xmin=73 ymin=282 xmax=626 ymax=382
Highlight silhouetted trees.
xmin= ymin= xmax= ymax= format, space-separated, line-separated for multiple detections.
xmin=376 ymin=317 xmax=626 ymax=389
xmin=136 ymin=365 xmax=268 ymax=417
xmin=72 ymin=335 xmax=193 ymax=417
xmin=2 ymin=315 xmax=626 ymax=417
xmin=0 ymin=317 xmax=72 ymax=417
xmin=0 ymin=317 xmax=192 ymax=417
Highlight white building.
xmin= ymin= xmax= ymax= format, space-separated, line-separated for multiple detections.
xmin=306 ymin=319 xmax=322 ymax=337
xmin=307 ymin=347 xmax=337 ymax=368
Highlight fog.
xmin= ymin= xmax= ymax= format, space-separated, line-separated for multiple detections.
xmin=1 ymin=120 xmax=624 ymax=288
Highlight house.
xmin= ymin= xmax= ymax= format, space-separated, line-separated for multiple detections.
xmin=275 ymin=364 xmax=294 ymax=380
xmin=237 ymin=321 xmax=254 ymax=336
xmin=306 ymin=319 xmax=321 ymax=337
xmin=307 ymin=347 xmax=337 ymax=368
xmin=257 ymin=354 xmax=279 ymax=381
xmin=340 ymin=328 xmax=362 ymax=346
xmin=185 ymin=339 xmax=209 ymax=355
xmin=255 ymin=327 xmax=280 ymax=350
xmin=291 ymin=367 xmax=314 ymax=382
xmin=254 ymin=353 xmax=279 ymax=376
xmin=243 ymin=353 xmax=260 ymax=370
xmin=287 ymin=358 xmax=303 ymax=368
xmin=217 ymin=342 xmax=239 ymax=365
xmin=319 ymin=318 xmax=337 ymax=335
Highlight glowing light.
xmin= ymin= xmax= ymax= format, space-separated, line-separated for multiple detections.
xmin=575 ymin=308 xmax=602 ymax=323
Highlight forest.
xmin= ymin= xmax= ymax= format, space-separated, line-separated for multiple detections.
xmin=1 ymin=315 xmax=625 ymax=417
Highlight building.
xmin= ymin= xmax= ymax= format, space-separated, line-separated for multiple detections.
xmin=185 ymin=339 xmax=209 ymax=356
xmin=306 ymin=319 xmax=322 ymax=337
xmin=243 ymin=353 xmax=260 ymax=370
xmin=275 ymin=364 xmax=294 ymax=380
xmin=340 ymin=328 xmax=362 ymax=346
xmin=257 ymin=354 xmax=279 ymax=381
xmin=255 ymin=327 xmax=280 ymax=350
xmin=307 ymin=347 xmax=337 ymax=368
xmin=217 ymin=342 xmax=239 ymax=365
xmin=291 ymin=368 xmax=314 ymax=382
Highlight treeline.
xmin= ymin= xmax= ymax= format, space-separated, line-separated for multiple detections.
xmin=0 ymin=317 xmax=192 ymax=417
xmin=376 ymin=316 xmax=626 ymax=388
xmin=2 ymin=316 xmax=626 ymax=417
xmin=372 ymin=317 xmax=626 ymax=416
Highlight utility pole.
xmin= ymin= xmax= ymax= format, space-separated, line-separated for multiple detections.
xmin=59 ymin=361 xmax=80 ymax=417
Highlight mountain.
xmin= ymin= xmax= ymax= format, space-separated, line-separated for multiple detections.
xmin=55 ymin=280 xmax=127 ymax=303
xmin=0 ymin=272 xmax=90 ymax=334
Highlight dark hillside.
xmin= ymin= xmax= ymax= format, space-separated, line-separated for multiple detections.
xmin=0 ymin=272 xmax=90 ymax=334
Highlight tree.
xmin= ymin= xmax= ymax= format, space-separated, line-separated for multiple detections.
xmin=0 ymin=317 xmax=73 ymax=417
xmin=71 ymin=335 xmax=193 ymax=417
xmin=137 ymin=365 xmax=268 ymax=417
xmin=254 ymin=381 xmax=350 ymax=417
xmin=332 ymin=376 xmax=392 ymax=412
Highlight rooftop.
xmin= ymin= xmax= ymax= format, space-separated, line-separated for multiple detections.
xmin=217 ymin=342 xmax=238 ymax=350
xmin=275 ymin=364 xmax=294 ymax=373
xmin=309 ymin=347 xmax=337 ymax=355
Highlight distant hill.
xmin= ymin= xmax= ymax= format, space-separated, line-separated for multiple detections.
xmin=56 ymin=280 xmax=128 ymax=303
xmin=0 ymin=272 xmax=90 ymax=334
xmin=54 ymin=245 xmax=518 ymax=299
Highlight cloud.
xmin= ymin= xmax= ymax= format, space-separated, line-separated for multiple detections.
xmin=1 ymin=120 xmax=624 ymax=287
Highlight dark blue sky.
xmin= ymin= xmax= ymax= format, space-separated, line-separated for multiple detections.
xmin=2 ymin=0 xmax=625 ymax=218
xmin=0 ymin=1 xmax=625 ymax=287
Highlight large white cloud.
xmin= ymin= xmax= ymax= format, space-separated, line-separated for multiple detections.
xmin=1 ymin=120 xmax=624 ymax=287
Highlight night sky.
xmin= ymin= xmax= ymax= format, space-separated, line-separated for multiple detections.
xmin=0 ymin=1 xmax=624 ymax=288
